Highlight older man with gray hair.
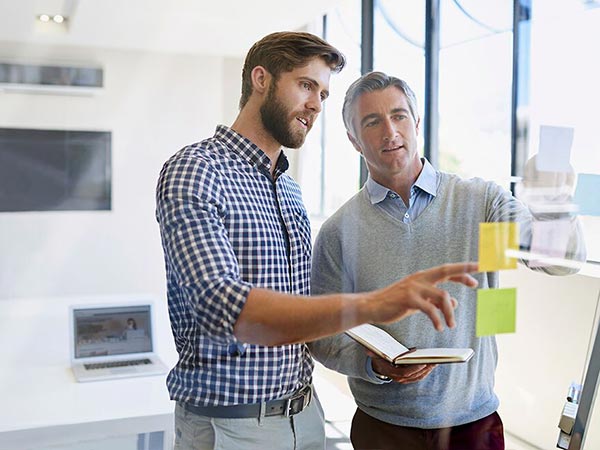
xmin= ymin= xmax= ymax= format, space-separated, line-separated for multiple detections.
xmin=309 ymin=71 xmax=585 ymax=450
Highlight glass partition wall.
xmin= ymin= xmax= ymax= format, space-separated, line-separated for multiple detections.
xmin=309 ymin=1 xmax=600 ymax=449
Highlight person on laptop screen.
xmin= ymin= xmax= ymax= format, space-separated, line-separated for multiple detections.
xmin=308 ymin=71 xmax=586 ymax=450
xmin=122 ymin=317 xmax=145 ymax=341
xmin=126 ymin=318 xmax=137 ymax=330
xmin=155 ymin=32 xmax=479 ymax=450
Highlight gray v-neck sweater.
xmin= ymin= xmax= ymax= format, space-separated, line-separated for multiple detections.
xmin=310 ymin=172 xmax=551 ymax=428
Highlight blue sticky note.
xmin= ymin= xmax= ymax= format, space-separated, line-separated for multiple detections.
xmin=574 ymin=173 xmax=600 ymax=216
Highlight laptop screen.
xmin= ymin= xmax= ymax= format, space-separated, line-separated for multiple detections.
xmin=73 ymin=305 xmax=153 ymax=359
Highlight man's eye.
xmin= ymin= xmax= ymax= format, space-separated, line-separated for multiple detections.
xmin=302 ymin=82 xmax=311 ymax=90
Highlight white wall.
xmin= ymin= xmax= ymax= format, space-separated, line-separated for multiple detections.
xmin=0 ymin=42 xmax=228 ymax=301
xmin=221 ymin=56 xmax=243 ymax=126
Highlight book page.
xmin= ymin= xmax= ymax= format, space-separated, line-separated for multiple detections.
xmin=396 ymin=348 xmax=474 ymax=364
xmin=346 ymin=324 xmax=410 ymax=361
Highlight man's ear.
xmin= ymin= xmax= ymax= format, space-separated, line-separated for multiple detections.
xmin=250 ymin=66 xmax=271 ymax=96
xmin=347 ymin=131 xmax=363 ymax=154
xmin=415 ymin=116 xmax=421 ymax=135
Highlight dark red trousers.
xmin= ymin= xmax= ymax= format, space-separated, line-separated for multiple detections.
xmin=350 ymin=408 xmax=504 ymax=450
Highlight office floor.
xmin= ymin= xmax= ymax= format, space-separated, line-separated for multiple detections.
xmin=324 ymin=421 xmax=352 ymax=450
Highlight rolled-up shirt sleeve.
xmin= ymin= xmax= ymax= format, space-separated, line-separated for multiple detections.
xmin=156 ymin=154 xmax=251 ymax=343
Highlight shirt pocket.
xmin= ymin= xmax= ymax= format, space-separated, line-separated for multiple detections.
xmin=293 ymin=208 xmax=312 ymax=257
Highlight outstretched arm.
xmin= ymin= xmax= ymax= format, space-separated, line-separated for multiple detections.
xmin=234 ymin=263 xmax=478 ymax=346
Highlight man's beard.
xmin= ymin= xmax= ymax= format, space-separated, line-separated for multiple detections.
xmin=260 ymin=82 xmax=309 ymax=149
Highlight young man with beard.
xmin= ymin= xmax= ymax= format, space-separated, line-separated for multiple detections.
xmin=156 ymin=34 xmax=480 ymax=450
xmin=309 ymin=71 xmax=586 ymax=450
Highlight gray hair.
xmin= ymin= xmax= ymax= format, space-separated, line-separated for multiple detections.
xmin=342 ymin=71 xmax=419 ymax=135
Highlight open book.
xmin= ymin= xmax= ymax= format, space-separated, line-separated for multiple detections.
xmin=346 ymin=324 xmax=474 ymax=365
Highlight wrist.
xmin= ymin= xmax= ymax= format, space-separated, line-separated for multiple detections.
xmin=365 ymin=356 xmax=392 ymax=383
xmin=354 ymin=291 xmax=378 ymax=324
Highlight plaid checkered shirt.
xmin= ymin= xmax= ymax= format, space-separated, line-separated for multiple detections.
xmin=156 ymin=125 xmax=314 ymax=406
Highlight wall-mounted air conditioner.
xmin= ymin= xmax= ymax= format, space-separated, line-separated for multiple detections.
xmin=0 ymin=62 xmax=103 ymax=96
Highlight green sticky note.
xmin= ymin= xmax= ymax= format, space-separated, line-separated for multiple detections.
xmin=478 ymin=222 xmax=519 ymax=272
xmin=476 ymin=288 xmax=517 ymax=337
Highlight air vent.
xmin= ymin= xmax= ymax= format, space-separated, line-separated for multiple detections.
xmin=0 ymin=62 xmax=103 ymax=95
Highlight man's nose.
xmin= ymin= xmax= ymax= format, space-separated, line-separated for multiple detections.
xmin=306 ymin=92 xmax=323 ymax=114
xmin=382 ymin=119 xmax=397 ymax=141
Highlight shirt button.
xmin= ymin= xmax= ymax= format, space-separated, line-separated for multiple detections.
xmin=404 ymin=213 xmax=410 ymax=219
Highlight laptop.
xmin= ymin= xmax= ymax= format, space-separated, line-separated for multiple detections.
xmin=70 ymin=303 xmax=169 ymax=382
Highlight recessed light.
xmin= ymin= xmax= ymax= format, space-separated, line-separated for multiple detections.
xmin=38 ymin=14 xmax=50 ymax=22
xmin=53 ymin=15 xmax=65 ymax=24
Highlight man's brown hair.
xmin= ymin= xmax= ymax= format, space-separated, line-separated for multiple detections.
xmin=239 ymin=31 xmax=346 ymax=109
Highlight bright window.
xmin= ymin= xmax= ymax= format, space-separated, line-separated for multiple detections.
xmin=526 ymin=1 xmax=600 ymax=262
xmin=438 ymin=0 xmax=513 ymax=185
xmin=298 ymin=1 xmax=362 ymax=224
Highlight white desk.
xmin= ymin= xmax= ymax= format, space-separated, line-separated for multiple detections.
xmin=0 ymin=295 xmax=178 ymax=450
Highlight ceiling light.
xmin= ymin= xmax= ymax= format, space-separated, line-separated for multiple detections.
xmin=53 ymin=15 xmax=65 ymax=24
xmin=38 ymin=14 xmax=50 ymax=22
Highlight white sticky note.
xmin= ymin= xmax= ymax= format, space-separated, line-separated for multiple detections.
xmin=529 ymin=219 xmax=572 ymax=267
xmin=536 ymin=125 xmax=574 ymax=173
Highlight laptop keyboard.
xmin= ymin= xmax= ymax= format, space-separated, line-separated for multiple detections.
xmin=84 ymin=358 xmax=152 ymax=370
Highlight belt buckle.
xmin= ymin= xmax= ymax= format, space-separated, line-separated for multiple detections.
xmin=284 ymin=385 xmax=312 ymax=417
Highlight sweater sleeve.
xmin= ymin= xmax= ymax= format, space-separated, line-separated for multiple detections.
xmin=308 ymin=218 xmax=385 ymax=383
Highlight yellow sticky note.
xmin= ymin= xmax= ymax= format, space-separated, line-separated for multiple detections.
xmin=476 ymin=288 xmax=517 ymax=337
xmin=478 ymin=222 xmax=519 ymax=271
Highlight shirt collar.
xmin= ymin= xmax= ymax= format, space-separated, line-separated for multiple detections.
xmin=365 ymin=177 xmax=390 ymax=204
xmin=214 ymin=125 xmax=289 ymax=176
xmin=365 ymin=158 xmax=438 ymax=204
xmin=415 ymin=158 xmax=438 ymax=196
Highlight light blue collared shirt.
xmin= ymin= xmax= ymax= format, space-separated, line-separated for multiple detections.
xmin=365 ymin=158 xmax=440 ymax=224
xmin=363 ymin=158 xmax=441 ymax=382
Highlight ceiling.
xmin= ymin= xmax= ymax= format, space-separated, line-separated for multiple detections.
xmin=0 ymin=0 xmax=346 ymax=57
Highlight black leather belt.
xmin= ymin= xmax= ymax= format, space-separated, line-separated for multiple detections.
xmin=182 ymin=385 xmax=313 ymax=419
